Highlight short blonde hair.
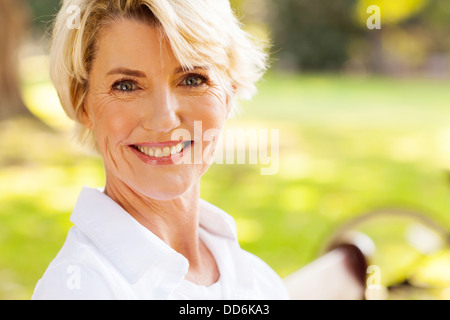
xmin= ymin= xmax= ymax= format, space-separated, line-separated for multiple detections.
xmin=50 ymin=0 xmax=268 ymax=148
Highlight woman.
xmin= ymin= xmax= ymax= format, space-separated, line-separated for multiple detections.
xmin=32 ymin=0 xmax=288 ymax=299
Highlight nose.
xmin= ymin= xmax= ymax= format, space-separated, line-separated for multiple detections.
xmin=140 ymin=86 xmax=181 ymax=133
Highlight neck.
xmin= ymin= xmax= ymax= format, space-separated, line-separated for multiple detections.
xmin=103 ymin=174 xmax=219 ymax=286
xmin=104 ymin=176 xmax=202 ymax=264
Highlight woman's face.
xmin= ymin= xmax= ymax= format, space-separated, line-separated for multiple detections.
xmin=83 ymin=19 xmax=230 ymax=200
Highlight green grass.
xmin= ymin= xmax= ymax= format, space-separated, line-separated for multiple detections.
xmin=1 ymin=72 xmax=450 ymax=299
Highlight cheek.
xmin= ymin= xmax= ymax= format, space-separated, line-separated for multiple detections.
xmin=202 ymin=92 xmax=230 ymax=137
xmin=89 ymin=98 xmax=139 ymax=150
xmin=189 ymin=88 xmax=230 ymax=127
xmin=198 ymin=92 xmax=229 ymax=160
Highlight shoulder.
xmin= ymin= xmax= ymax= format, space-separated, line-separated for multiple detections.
xmin=31 ymin=227 xmax=124 ymax=300
xmin=198 ymin=200 xmax=289 ymax=299
xmin=241 ymin=250 xmax=290 ymax=299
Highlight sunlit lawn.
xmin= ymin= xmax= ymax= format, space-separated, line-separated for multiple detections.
xmin=1 ymin=69 xmax=450 ymax=299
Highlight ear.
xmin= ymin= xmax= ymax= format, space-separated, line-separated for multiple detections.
xmin=77 ymin=102 xmax=93 ymax=130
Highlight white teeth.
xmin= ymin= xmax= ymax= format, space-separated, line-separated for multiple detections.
xmin=162 ymin=147 xmax=171 ymax=157
xmin=136 ymin=141 xmax=187 ymax=158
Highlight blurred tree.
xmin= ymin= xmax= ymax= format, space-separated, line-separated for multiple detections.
xmin=26 ymin=0 xmax=61 ymax=38
xmin=259 ymin=0 xmax=449 ymax=76
xmin=421 ymin=0 xmax=450 ymax=53
xmin=352 ymin=0 xmax=450 ymax=76
xmin=0 ymin=0 xmax=33 ymax=120
xmin=268 ymin=0 xmax=361 ymax=72
xmin=354 ymin=0 xmax=428 ymax=74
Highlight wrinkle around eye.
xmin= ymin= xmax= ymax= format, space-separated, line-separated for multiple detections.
xmin=182 ymin=84 xmax=228 ymax=113
xmin=88 ymin=93 xmax=117 ymax=118
xmin=86 ymin=92 xmax=136 ymax=120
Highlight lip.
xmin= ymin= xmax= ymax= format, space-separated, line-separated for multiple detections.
xmin=129 ymin=140 xmax=193 ymax=165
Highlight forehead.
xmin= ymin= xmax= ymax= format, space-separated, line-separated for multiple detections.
xmin=92 ymin=19 xmax=177 ymax=75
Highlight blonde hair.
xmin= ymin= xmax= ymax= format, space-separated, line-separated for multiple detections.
xmin=50 ymin=0 xmax=268 ymax=148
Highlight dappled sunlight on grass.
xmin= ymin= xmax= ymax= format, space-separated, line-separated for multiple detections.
xmin=413 ymin=251 xmax=450 ymax=287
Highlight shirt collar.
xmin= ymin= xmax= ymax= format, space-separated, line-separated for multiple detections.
xmin=198 ymin=198 xmax=238 ymax=241
xmin=70 ymin=186 xmax=238 ymax=285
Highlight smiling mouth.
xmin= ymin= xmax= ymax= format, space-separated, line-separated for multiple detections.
xmin=132 ymin=140 xmax=192 ymax=158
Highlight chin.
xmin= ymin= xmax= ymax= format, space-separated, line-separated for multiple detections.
xmin=134 ymin=178 xmax=198 ymax=201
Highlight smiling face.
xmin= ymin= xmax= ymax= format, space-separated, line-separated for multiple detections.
xmin=83 ymin=19 xmax=230 ymax=200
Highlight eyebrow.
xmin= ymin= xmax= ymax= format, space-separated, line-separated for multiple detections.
xmin=174 ymin=66 xmax=209 ymax=74
xmin=106 ymin=66 xmax=209 ymax=77
xmin=107 ymin=68 xmax=147 ymax=77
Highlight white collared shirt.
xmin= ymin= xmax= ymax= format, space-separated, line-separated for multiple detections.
xmin=31 ymin=187 xmax=289 ymax=300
